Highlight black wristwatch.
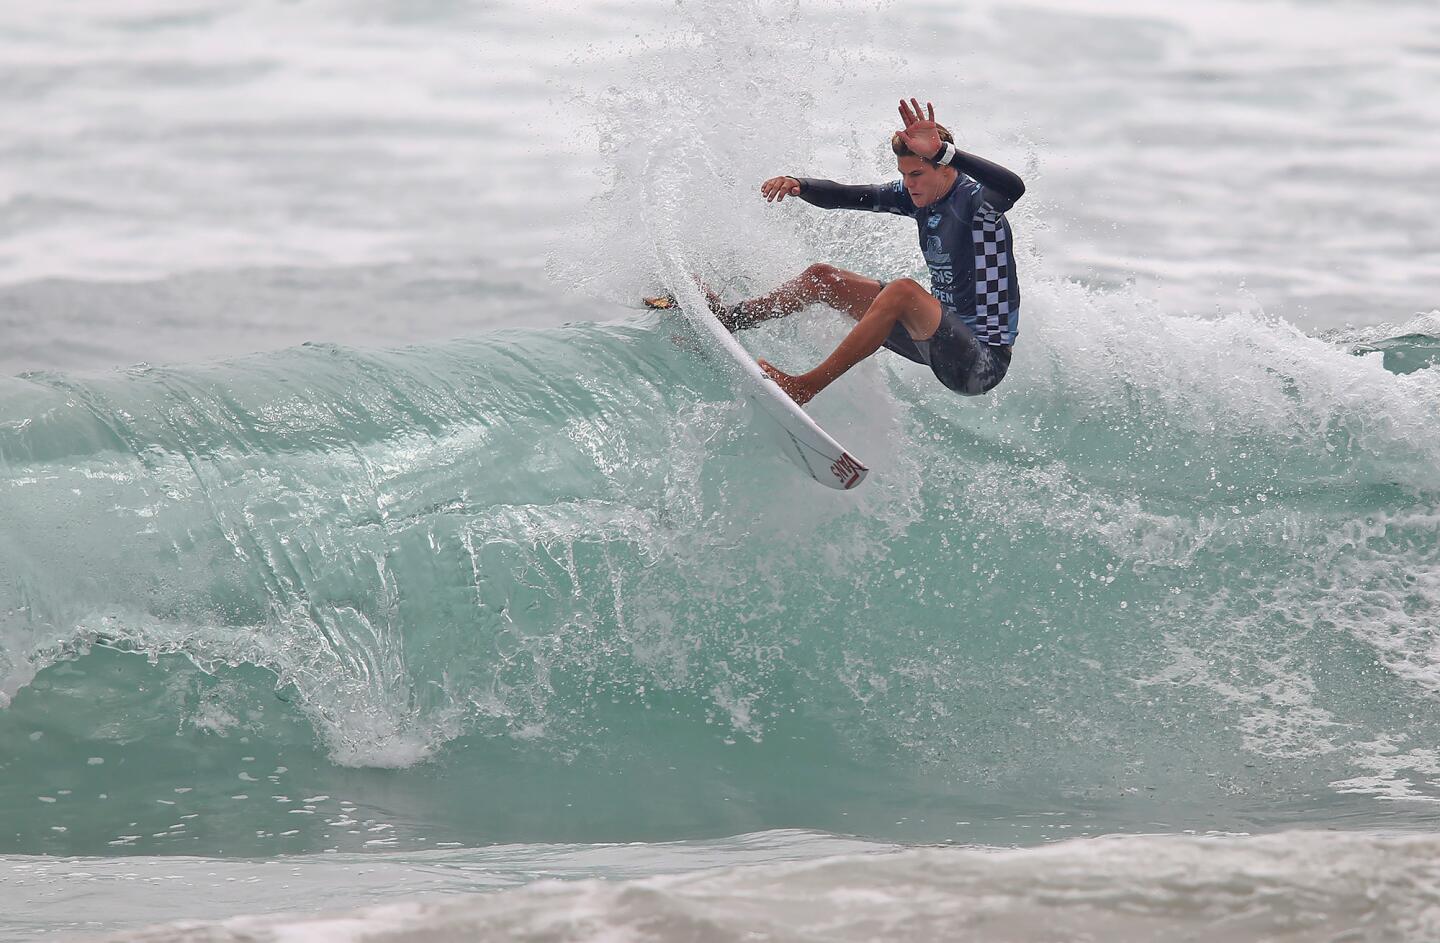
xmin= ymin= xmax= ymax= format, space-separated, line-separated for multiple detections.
xmin=933 ymin=142 xmax=958 ymax=167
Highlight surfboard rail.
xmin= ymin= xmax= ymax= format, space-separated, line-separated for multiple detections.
xmin=649 ymin=274 xmax=870 ymax=491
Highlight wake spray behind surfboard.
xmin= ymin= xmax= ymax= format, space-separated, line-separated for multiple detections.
xmin=547 ymin=0 xmax=931 ymax=310
xmin=548 ymin=0 xmax=992 ymax=502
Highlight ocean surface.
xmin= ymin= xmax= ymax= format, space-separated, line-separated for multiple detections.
xmin=2 ymin=0 xmax=1439 ymax=939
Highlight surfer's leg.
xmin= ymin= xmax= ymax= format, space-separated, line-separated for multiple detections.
xmin=726 ymin=263 xmax=883 ymax=329
xmin=760 ymin=278 xmax=941 ymax=405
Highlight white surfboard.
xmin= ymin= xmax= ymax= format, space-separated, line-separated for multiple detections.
xmin=650 ymin=282 xmax=869 ymax=491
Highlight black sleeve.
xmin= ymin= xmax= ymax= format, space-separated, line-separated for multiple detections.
xmin=946 ymin=149 xmax=1026 ymax=206
xmin=793 ymin=178 xmax=915 ymax=214
xmin=793 ymin=178 xmax=895 ymax=212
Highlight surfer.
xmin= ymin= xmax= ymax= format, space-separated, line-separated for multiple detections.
xmin=715 ymin=98 xmax=1025 ymax=406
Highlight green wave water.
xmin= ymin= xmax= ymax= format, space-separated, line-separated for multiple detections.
xmin=2 ymin=287 xmax=1439 ymax=858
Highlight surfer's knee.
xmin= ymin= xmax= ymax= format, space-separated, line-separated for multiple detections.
xmin=800 ymin=262 xmax=846 ymax=293
xmin=803 ymin=263 xmax=881 ymax=308
xmin=881 ymin=278 xmax=926 ymax=301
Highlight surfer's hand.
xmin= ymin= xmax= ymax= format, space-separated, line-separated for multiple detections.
xmin=759 ymin=359 xmax=818 ymax=406
xmin=760 ymin=176 xmax=802 ymax=203
xmin=897 ymin=97 xmax=942 ymax=160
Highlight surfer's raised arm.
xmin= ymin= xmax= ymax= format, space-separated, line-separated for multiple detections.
xmin=895 ymin=98 xmax=1025 ymax=205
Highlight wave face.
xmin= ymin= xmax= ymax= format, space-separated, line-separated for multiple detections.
xmin=2 ymin=285 xmax=1439 ymax=856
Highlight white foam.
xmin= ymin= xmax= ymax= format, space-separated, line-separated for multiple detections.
xmin=92 ymin=831 xmax=1440 ymax=943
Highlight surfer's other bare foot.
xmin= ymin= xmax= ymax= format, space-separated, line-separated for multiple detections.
xmin=690 ymin=275 xmax=728 ymax=317
xmin=759 ymin=359 xmax=819 ymax=406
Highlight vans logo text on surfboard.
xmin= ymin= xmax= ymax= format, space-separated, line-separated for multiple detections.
xmin=830 ymin=452 xmax=866 ymax=489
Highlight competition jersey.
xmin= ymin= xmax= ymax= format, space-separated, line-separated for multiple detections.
xmin=796 ymin=155 xmax=1024 ymax=347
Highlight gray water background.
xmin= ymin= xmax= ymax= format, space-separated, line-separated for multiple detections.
xmin=3 ymin=0 xmax=1440 ymax=939
xmin=3 ymin=0 xmax=1437 ymax=376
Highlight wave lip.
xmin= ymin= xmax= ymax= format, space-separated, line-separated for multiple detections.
xmin=1326 ymin=311 xmax=1440 ymax=376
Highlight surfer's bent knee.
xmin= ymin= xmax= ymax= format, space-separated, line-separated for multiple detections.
xmin=880 ymin=278 xmax=926 ymax=301
xmin=800 ymin=262 xmax=848 ymax=290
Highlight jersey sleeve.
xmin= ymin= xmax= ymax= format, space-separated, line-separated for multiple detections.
xmin=795 ymin=178 xmax=916 ymax=216
xmin=942 ymin=149 xmax=1026 ymax=212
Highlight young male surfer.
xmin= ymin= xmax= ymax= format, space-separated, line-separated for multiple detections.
xmin=664 ymin=98 xmax=1026 ymax=406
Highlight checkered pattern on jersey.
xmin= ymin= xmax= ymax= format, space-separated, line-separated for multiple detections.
xmin=972 ymin=203 xmax=1013 ymax=345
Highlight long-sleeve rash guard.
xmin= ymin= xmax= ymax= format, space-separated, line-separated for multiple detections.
xmin=795 ymin=149 xmax=1025 ymax=347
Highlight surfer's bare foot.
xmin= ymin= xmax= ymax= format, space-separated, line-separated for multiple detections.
xmin=644 ymin=279 xmax=730 ymax=320
xmin=759 ymin=359 xmax=820 ymax=406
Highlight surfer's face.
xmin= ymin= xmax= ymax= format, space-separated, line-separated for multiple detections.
xmin=897 ymin=156 xmax=955 ymax=208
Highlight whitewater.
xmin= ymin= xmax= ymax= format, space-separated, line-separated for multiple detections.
xmin=2 ymin=0 xmax=1440 ymax=939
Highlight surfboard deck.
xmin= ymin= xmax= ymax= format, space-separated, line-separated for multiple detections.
xmin=645 ymin=294 xmax=869 ymax=491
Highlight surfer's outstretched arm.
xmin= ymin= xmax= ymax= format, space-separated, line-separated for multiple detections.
xmin=895 ymin=97 xmax=1026 ymax=206
xmin=760 ymin=175 xmax=911 ymax=213
xmin=764 ymin=158 xmax=1022 ymax=210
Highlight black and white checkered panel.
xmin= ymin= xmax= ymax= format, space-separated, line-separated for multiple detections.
xmin=972 ymin=203 xmax=1012 ymax=345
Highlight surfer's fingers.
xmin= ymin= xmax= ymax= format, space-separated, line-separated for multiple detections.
xmin=898 ymin=98 xmax=913 ymax=125
xmin=926 ymin=101 xmax=934 ymax=122
xmin=762 ymin=176 xmax=797 ymax=202
xmin=910 ymin=97 xmax=924 ymax=123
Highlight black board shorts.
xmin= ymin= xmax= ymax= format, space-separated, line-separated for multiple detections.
xmin=877 ymin=291 xmax=1011 ymax=396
